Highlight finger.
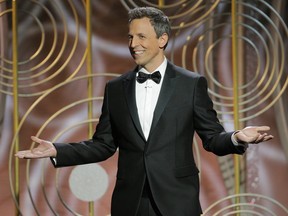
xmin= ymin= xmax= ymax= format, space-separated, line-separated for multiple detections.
xmin=22 ymin=152 xmax=42 ymax=159
xmin=254 ymin=134 xmax=274 ymax=144
xmin=263 ymin=135 xmax=274 ymax=142
xmin=15 ymin=152 xmax=24 ymax=158
xmin=255 ymin=133 xmax=267 ymax=143
xmin=255 ymin=126 xmax=270 ymax=132
xmin=15 ymin=150 xmax=31 ymax=159
xmin=31 ymin=136 xmax=42 ymax=144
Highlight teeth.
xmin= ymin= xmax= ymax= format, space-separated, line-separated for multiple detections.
xmin=135 ymin=51 xmax=144 ymax=54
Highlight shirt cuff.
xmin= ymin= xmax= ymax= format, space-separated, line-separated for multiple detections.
xmin=50 ymin=157 xmax=57 ymax=166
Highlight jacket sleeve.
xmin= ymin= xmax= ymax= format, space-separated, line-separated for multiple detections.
xmin=193 ymin=76 xmax=245 ymax=156
xmin=52 ymin=83 xmax=118 ymax=168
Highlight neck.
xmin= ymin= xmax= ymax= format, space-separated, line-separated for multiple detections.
xmin=141 ymin=56 xmax=165 ymax=73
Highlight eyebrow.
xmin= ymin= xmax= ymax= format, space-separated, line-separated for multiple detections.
xmin=128 ymin=32 xmax=146 ymax=37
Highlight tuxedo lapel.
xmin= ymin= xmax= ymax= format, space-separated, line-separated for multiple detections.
xmin=123 ymin=70 xmax=146 ymax=140
xmin=150 ymin=62 xmax=176 ymax=135
xmin=122 ymin=63 xmax=177 ymax=142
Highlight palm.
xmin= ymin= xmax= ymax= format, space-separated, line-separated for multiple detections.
xmin=15 ymin=136 xmax=56 ymax=159
xmin=235 ymin=126 xmax=273 ymax=144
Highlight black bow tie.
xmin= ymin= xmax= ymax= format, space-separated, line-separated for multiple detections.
xmin=136 ymin=71 xmax=161 ymax=84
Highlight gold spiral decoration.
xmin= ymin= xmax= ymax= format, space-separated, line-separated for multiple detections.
xmin=9 ymin=74 xmax=119 ymax=215
xmin=4 ymin=0 xmax=120 ymax=215
xmin=171 ymin=0 xmax=287 ymax=123
xmin=3 ymin=0 xmax=287 ymax=215
xmin=120 ymin=0 xmax=221 ymax=29
xmin=0 ymin=0 xmax=87 ymax=97
xmin=202 ymin=193 xmax=288 ymax=215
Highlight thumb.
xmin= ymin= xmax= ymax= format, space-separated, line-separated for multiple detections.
xmin=255 ymin=126 xmax=270 ymax=132
xmin=31 ymin=136 xmax=43 ymax=144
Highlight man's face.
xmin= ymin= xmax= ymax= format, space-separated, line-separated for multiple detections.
xmin=128 ymin=17 xmax=167 ymax=72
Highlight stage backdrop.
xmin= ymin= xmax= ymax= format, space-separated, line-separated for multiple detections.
xmin=0 ymin=0 xmax=287 ymax=215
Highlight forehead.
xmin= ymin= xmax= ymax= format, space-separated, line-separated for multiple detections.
xmin=128 ymin=17 xmax=156 ymax=34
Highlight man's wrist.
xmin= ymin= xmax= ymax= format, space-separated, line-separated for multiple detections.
xmin=232 ymin=131 xmax=249 ymax=149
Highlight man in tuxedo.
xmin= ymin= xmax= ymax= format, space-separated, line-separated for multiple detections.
xmin=16 ymin=7 xmax=273 ymax=216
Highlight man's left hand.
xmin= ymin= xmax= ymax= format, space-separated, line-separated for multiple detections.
xmin=234 ymin=126 xmax=274 ymax=144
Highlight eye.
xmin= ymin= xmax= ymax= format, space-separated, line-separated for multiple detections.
xmin=139 ymin=34 xmax=145 ymax=39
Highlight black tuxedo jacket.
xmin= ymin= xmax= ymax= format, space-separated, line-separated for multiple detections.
xmin=53 ymin=61 xmax=245 ymax=216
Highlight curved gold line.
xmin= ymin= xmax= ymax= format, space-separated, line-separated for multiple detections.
xmin=35 ymin=98 xmax=102 ymax=215
xmin=140 ymin=0 xmax=187 ymax=8
xmin=8 ymin=74 xmax=119 ymax=213
xmin=8 ymin=1 xmax=288 ymax=213
xmin=170 ymin=2 xmax=220 ymax=29
xmin=204 ymin=34 xmax=268 ymax=105
xmin=213 ymin=203 xmax=276 ymax=216
xmin=119 ymin=0 xmax=135 ymax=11
xmin=239 ymin=77 xmax=287 ymax=121
xmin=203 ymin=193 xmax=288 ymax=214
xmin=185 ymin=6 xmax=287 ymax=121
xmin=17 ymin=11 xmax=46 ymax=65
xmin=236 ymin=17 xmax=271 ymax=91
xmin=204 ymin=35 xmax=260 ymax=91
xmin=123 ymin=0 xmax=190 ymax=10
xmin=0 ymin=48 xmax=87 ymax=96
xmin=0 ymin=10 xmax=12 ymax=66
xmin=0 ymin=1 xmax=59 ymax=89
xmin=0 ymin=10 xmax=46 ymax=67
xmin=190 ymin=13 xmax=270 ymax=94
xmin=40 ymin=158 xmax=59 ymax=215
xmin=193 ymin=0 xmax=287 ymax=121
xmin=55 ymin=156 xmax=93 ymax=215
xmin=17 ymin=0 xmax=59 ymax=75
xmin=1 ymin=0 xmax=80 ymax=92
xmin=120 ymin=0 xmax=220 ymax=28
xmin=20 ymin=0 xmax=77 ymax=86
xmin=221 ymin=210 xmax=263 ymax=216
xmin=169 ymin=1 xmax=206 ymax=20
xmin=0 ymin=7 xmax=12 ymax=16
xmin=234 ymin=3 xmax=286 ymax=113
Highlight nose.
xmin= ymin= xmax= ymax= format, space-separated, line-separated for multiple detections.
xmin=129 ymin=37 xmax=138 ymax=48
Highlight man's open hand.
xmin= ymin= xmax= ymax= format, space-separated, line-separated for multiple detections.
xmin=234 ymin=126 xmax=274 ymax=144
xmin=15 ymin=136 xmax=57 ymax=159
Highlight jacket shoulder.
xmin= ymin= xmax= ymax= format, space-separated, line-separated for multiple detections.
xmin=107 ymin=70 xmax=136 ymax=85
xmin=168 ymin=62 xmax=203 ymax=80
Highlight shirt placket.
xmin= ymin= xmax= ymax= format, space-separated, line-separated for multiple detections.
xmin=142 ymin=80 xmax=153 ymax=140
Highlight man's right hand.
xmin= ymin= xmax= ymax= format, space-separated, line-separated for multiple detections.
xmin=15 ymin=136 xmax=57 ymax=159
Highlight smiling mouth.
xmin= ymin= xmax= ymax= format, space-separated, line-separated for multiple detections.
xmin=132 ymin=50 xmax=144 ymax=56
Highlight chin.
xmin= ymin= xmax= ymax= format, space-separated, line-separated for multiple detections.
xmin=133 ymin=59 xmax=143 ymax=66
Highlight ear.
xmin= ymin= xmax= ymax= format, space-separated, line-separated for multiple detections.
xmin=158 ymin=33 xmax=169 ymax=49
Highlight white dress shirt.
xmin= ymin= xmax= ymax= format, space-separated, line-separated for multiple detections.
xmin=136 ymin=58 xmax=167 ymax=140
